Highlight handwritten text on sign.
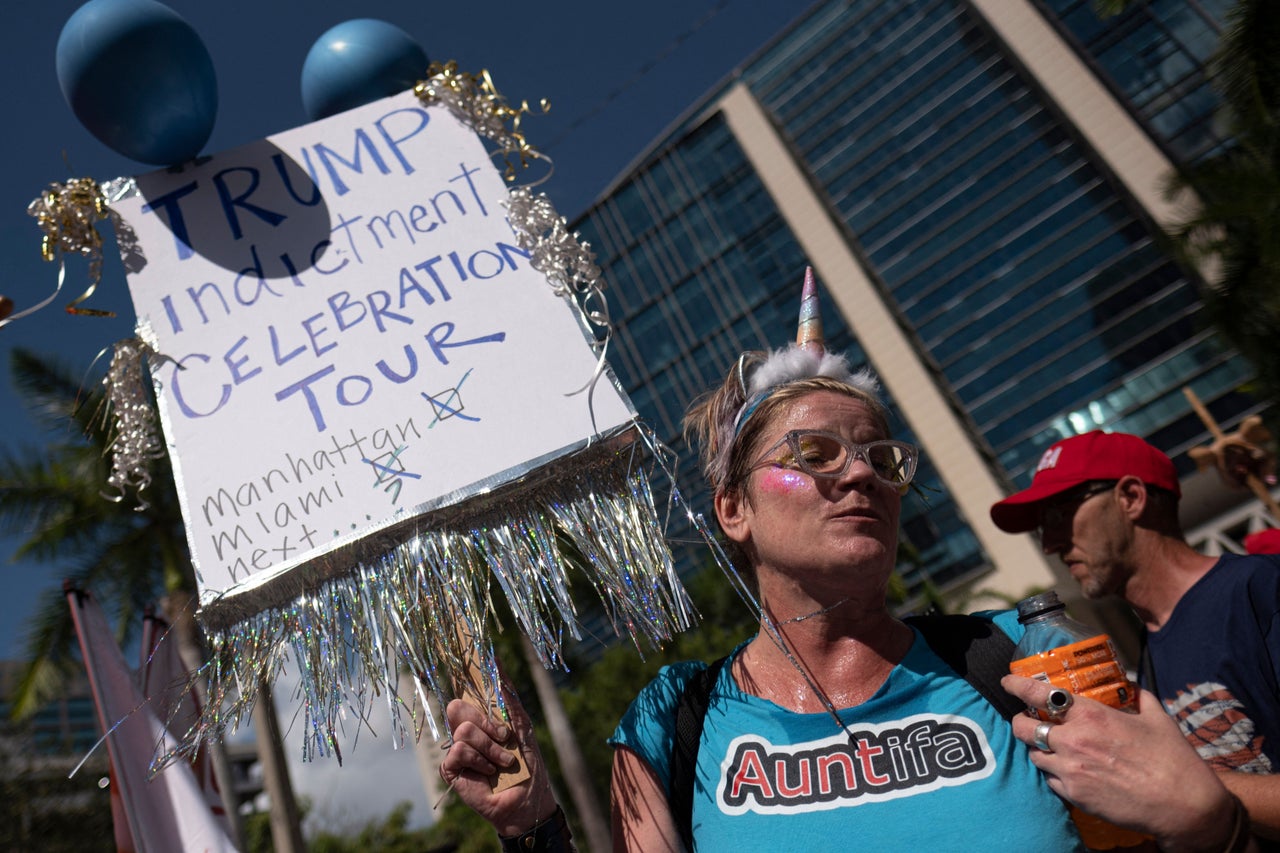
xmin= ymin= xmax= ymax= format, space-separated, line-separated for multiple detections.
xmin=117 ymin=90 xmax=633 ymax=603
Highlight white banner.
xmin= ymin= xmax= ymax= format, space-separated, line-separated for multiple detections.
xmin=69 ymin=588 xmax=239 ymax=852
xmin=116 ymin=90 xmax=634 ymax=603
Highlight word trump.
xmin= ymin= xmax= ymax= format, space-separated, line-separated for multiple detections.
xmin=140 ymin=106 xmax=437 ymax=261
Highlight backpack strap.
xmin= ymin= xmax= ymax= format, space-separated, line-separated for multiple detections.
xmin=671 ymin=654 xmax=729 ymax=852
xmin=904 ymin=613 xmax=1023 ymax=720
xmin=669 ymin=614 xmax=1019 ymax=849
xmin=1138 ymin=628 xmax=1160 ymax=698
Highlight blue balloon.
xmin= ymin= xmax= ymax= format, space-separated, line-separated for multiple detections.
xmin=301 ymin=19 xmax=428 ymax=121
xmin=56 ymin=0 xmax=217 ymax=166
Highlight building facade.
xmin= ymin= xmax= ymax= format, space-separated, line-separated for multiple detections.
xmin=0 ymin=663 xmax=113 ymax=849
xmin=574 ymin=0 xmax=1267 ymax=603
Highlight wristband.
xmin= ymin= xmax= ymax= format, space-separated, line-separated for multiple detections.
xmin=499 ymin=805 xmax=576 ymax=853
xmin=1221 ymin=793 xmax=1250 ymax=853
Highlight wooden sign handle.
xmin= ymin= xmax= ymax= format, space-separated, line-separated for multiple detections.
xmin=454 ymin=633 xmax=531 ymax=793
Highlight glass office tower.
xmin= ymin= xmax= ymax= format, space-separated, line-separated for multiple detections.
xmin=576 ymin=0 xmax=1263 ymax=598
xmin=1036 ymin=0 xmax=1233 ymax=163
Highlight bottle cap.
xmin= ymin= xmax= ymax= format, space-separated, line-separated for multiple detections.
xmin=1016 ymin=590 xmax=1066 ymax=623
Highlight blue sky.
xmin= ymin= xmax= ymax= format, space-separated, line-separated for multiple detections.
xmin=1 ymin=0 xmax=802 ymax=831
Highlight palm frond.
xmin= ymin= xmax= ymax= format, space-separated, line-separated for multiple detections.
xmin=1156 ymin=6 xmax=1280 ymax=428
xmin=9 ymin=348 xmax=110 ymax=445
xmin=7 ymin=588 xmax=82 ymax=720
xmin=1213 ymin=0 xmax=1280 ymax=128
xmin=4 ymin=348 xmax=196 ymax=719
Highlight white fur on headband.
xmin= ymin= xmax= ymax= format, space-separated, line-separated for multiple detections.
xmin=709 ymin=346 xmax=883 ymax=488
xmin=747 ymin=346 xmax=880 ymax=398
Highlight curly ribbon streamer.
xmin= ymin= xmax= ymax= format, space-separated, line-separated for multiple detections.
xmin=97 ymin=338 xmax=167 ymax=510
xmin=157 ymin=426 xmax=699 ymax=771
xmin=504 ymin=187 xmax=615 ymax=421
xmin=21 ymin=177 xmax=116 ymax=322
xmin=415 ymin=61 xmax=550 ymax=181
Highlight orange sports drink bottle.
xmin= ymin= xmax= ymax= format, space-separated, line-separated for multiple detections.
xmin=1009 ymin=591 xmax=1152 ymax=851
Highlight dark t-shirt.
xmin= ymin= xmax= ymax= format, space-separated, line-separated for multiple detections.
xmin=1143 ymin=552 xmax=1280 ymax=772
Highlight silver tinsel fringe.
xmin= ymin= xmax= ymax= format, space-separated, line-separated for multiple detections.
xmin=98 ymin=338 xmax=167 ymax=510
xmin=159 ymin=430 xmax=695 ymax=770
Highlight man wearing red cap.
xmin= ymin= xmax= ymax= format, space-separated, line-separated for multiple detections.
xmin=992 ymin=430 xmax=1280 ymax=841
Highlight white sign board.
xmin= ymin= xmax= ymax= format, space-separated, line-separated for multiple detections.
xmin=116 ymin=90 xmax=634 ymax=605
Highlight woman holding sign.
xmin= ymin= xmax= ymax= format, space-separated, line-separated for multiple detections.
xmin=440 ymin=269 xmax=1249 ymax=852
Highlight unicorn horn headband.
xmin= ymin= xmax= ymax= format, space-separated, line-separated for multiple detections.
xmin=796 ymin=265 xmax=824 ymax=353
xmin=732 ymin=266 xmax=879 ymax=434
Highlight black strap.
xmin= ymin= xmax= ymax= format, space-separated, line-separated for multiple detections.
xmin=671 ymin=654 xmax=729 ymax=853
xmin=904 ymin=613 xmax=1023 ymax=721
xmin=1138 ymin=628 xmax=1159 ymax=698
xmin=669 ymin=614 xmax=1018 ymax=850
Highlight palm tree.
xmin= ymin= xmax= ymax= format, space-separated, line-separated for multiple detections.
xmin=0 ymin=346 xmax=285 ymax=849
xmin=0 ymin=346 xmax=187 ymax=719
xmin=1161 ymin=0 xmax=1280 ymax=425
xmin=1078 ymin=1 xmax=1279 ymax=425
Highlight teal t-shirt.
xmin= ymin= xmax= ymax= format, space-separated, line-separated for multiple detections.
xmin=609 ymin=611 xmax=1083 ymax=851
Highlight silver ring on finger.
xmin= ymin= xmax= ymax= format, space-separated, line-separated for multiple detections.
xmin=1033 ymin=721 xmax=1054 ymax=753
xmin=1045 ymin=688 xmax=1074 ymax=719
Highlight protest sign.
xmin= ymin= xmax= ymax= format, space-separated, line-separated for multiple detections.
xmin=114 ymin=89 xmax=635 ymax=608
xmin=36 ymin=72 xmax=701 ymax=764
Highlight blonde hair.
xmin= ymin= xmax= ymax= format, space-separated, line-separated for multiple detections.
xmin=683 ymin=359 xmax=889 ymax=575
xmin=685 ymin=352 xmax=887 ymax=492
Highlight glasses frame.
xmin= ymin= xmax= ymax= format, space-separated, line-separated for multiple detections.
xmin=749 ymin=429 xmax=918 ymax=487
xmin=1037 ymin=480 xmax=1118 ymax=538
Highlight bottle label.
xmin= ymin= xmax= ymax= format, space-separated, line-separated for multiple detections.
xmin=1071 ymin=805 xmax=1154 ymax=849
xmin=1009 ymin=634 xmax=1137 ymax=714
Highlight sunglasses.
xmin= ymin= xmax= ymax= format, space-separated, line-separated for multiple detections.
xmin=750 ymin=430 xmax=918 ymax=487
xmin=1038 ymin=481 xmax=1118 ymax=536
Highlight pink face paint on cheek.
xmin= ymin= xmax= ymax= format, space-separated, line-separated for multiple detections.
xmin=756 ymin=468 xmax=810 ymax=494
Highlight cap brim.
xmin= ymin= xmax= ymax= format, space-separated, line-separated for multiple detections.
xmin=990 ymin=480 xmax=1079 ymax=533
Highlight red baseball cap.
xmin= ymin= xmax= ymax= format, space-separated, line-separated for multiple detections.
xmin=1244 ymin=528 xmax=1280 ymax=555
xmin=990 ymin=431 xmax=1181 ymax=533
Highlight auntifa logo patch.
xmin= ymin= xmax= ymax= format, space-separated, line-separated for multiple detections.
xmin=715 ymin=713 xmax=995 ymax=814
